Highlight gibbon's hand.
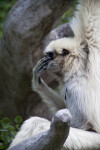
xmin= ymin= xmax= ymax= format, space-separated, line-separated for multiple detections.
xmin=34 ymin=56 xmax=51 ymax=75
xmin=32 ymin=56 xmax=66 ymax=113
xmin=32 ymin=56 xmax=51 ymax=91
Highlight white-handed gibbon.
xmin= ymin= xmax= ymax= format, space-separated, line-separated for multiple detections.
xmin=9 ymin=0 xmax=100 ymax=149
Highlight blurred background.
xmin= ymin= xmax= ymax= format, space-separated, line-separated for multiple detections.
xmin=0 ymin=0 xmax=77 ymax=39
xmin=0 ymin=0 xmax=77 ymax=149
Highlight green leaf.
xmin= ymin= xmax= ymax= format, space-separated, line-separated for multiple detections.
xmin=10 ymin=131 xmax=16 ymax=138
xmin=0 ymin=142 xmax=5 ymax=149
xmin=0 ymin=118 xmax=12 ymax=128
xmin=15 ymin=124 xmax=20 ymax=130
xmin=4 ymin=125 xmax=15 ymax=131
xmin=11 ymin=137 xmax=14 ymax=141
xmin=1 ymin=134 xmax=11 ymax=144
xmin=15 ymin=115 xmax=22 ymax=123
xmin=0 ymin=130 xmax=9 ymax=136
xmin=0 ymin=135 xmax=2 ymax=140
xmin=0 ymin=129 xmax=8 ymax=132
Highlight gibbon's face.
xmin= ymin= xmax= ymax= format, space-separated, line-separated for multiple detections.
xmin=43 ymin=37 xmax=85 ymax=76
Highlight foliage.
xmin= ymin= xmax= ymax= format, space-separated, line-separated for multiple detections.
xmin=0 ymin=0 xmax=18 ymax=38
xmin=0 ymin=113 xmax=23 ymax=149
xmin=59 ymin=1 xmax=78 ymax=25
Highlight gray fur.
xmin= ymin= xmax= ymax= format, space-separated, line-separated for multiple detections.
xmin=64 ymin=76 xmax=87 ymax=129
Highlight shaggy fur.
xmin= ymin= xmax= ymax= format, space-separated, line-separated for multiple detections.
xmin=10 ymin=0 xmax=100 ymax=149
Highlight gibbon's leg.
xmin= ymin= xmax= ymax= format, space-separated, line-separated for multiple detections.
xmin=32 ymin=58 xmax=66 ymax=115
xmin=9 ymin=116 xmax=100 ymax=149
xmin=64 ymin=128 xmax=100 ymax=150
xmin=9 ymin=117 xmax=50 ymax=148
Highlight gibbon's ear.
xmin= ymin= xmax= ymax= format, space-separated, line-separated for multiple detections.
xmin=80 ymin=41 xmax=89 ymax=54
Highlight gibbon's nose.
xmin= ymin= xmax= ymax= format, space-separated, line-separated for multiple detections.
xmin=48 ymin=51 xmax=55 ymax=60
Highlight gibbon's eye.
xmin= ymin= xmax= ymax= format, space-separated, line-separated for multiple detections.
xmin=47 ymin=51 xmax=54 ymax=60
xmin=62 ymin=49 xmax=69 ymax=56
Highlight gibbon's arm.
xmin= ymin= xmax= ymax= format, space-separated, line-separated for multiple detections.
xmin=70 ymin=0 xmax=100 ymax=132
xmin=32 ymin=59 xmax=66 ymax=115
xmin=71 ymin=0 xmax=100 ymax=47
xmin=65 ymin=127 xmax=100 ymax=150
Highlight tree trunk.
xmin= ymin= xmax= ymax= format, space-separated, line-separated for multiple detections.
xmin=0 ymin=0 xmax=74 ymax=119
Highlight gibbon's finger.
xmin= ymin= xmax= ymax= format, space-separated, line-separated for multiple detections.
xmin=34 ymin=57 xmax=51 ymax=74
xmin=38 ymin=76 xmax=42 ymax=84
xmin=32 ymin=67 xmax=40 ymax=84
xmin=32 ymin=66 xmax=43 ymax=85
xmin=36 ymin=57 xmax=51 ymax=67
xmin=35 ymin=62 xmax=49 ymax=73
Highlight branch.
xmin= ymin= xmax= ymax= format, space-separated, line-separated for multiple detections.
xmin=8 ymin=109 xmax=71 ymax=150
